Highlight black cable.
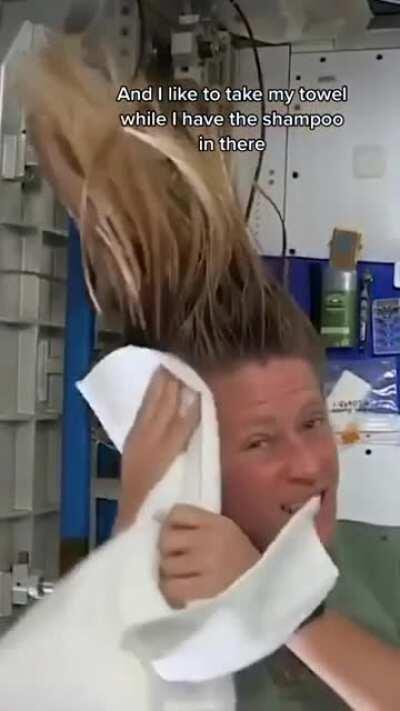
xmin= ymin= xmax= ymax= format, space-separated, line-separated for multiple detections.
xmin=255 ymin=183 xmax=288 ymax=261
xmin=227 ymin=0 xmax=288 ymax=266
xmin=227 ymin=0 xmax=266 ymax=221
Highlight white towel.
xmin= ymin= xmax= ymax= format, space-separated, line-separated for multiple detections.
xmin=0 ymin=346 xmax=338 ymax=710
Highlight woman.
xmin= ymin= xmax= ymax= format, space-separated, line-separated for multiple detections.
xmin=116 ymin=366 xmax=400 ymax=711
xmin=21 ymin=37 xmax=400 ymax=710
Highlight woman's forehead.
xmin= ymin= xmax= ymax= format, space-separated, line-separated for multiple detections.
xmin=207 ymin=357 xmax=321 ymax=406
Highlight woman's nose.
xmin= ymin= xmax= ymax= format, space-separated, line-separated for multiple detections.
xmin=286 ymin=440 xmax=323 ymax=487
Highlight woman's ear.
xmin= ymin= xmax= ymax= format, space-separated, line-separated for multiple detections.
xmin=27 ymin=113 xmax=84 ymax=219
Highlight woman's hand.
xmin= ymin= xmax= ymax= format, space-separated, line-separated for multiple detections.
xmin=115 ymin=367 xmax=201 ymax=533
xmin=158 ymin=504 xmax=261 ymax=608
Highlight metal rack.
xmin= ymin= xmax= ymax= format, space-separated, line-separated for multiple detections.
xmin=0 ymin=222 xmax=68 ymax=627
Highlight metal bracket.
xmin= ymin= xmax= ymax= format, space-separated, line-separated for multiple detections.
xmin=0 ymin=554 xmax=54 ymax=619
xmin=171 ymin=11 xmax=232 ymax=86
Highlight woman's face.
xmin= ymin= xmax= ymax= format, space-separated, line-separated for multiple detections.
xmin=206 ymin=358 xmax=339 ymax=552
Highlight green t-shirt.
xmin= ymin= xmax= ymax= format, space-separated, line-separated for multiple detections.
xmin=235 ymin=522 xmax=400 ymax=710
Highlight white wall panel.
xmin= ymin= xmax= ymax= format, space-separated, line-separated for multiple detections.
xmin=286 ymin=49 xmax=400 ymax=260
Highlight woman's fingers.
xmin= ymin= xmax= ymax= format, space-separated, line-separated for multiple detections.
xmin=160 ymin=574 xmax=215 ymax=609
xmin=126 ymin=368 xmax=178 ymax=443
xmin=167 ymin=504 xmax=211 ymax=530
xmin=154 ymin=375 xmax=182 ymax=432
xmin=136 ymin=368 xmax=183 ymax=428
xmin=136 ymin=366 xmax=169 ymax=423
xmin=172 ymin=394 xmax=201 ymax=451
xmin=122 ymin=372 xmax=200 ymax=494
xmin=118 ymin=372 xmax=201 ymax=530
xmin=160 ymin=552 xmax=200 ymax=578
xmin=135 ymin=369 xmax=200 ymax=450
xmin=159 ymin=527 xmax=198 ymax=556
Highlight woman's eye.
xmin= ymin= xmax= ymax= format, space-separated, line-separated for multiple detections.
xmin=304 ymin=416 xmax=325 ymax=430
xmin=247 ymin=438 xmax=272 ymax=450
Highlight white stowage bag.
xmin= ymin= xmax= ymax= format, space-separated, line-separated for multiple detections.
xmin=0 ymin=347 xmax=338 ymax=710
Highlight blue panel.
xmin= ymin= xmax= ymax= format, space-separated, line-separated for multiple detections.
xmin=61 ymin=220 xmax=95 ymax=540
xmin=273 ymin=257 xmax=400 ymax=405
xmin=285 ymin=258 xmax=397 ymax=352
xmin=96 ymin=500 xmax=118 ymax=546
xmin=97 ymin=443 xmax=120 ymax=479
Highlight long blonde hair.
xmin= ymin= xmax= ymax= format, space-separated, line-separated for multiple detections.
xmin=19 ymin=35 xmax=322 ymax=373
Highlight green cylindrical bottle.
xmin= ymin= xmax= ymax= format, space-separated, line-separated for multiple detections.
xmin=320 ymin=267 xmax=358 ymax=348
